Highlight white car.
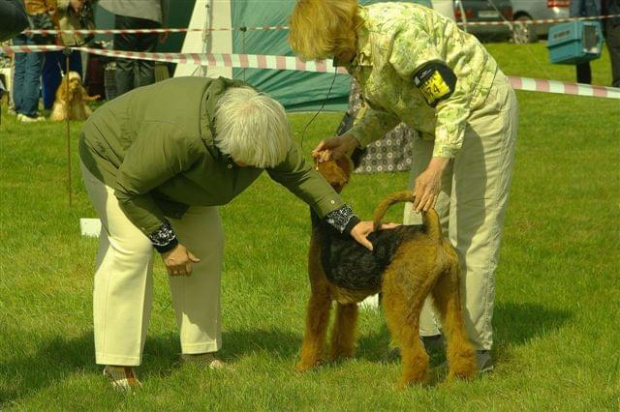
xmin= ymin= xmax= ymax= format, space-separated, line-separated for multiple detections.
xmin=511 ymin=0 xmax=570 ymax=43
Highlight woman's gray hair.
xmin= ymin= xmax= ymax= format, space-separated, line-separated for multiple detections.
xmin=214 ymin=87 xmax=291 ymax=168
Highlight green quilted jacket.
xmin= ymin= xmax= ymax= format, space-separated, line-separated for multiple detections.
xmin=79 ymin=76 xmax=346 ymax=237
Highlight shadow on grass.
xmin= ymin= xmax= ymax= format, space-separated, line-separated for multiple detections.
xmin=493 ymin=301 xmax=572 ymax=347
xmin=354 ymin=301 xmax=572 ymax=363
xmin=0 ymin=303 xmax=571 ymax=402
xmin=0 ymin=331 xmax=97 ymax=404
xmin=0 ymin=327 xmax=300 ymax=404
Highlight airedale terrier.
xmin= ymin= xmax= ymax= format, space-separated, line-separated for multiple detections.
xmin=297 ymin=154 xmax=477 ymax=386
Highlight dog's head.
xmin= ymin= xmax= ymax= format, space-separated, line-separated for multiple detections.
xmin=315 ymin=147 xmax=366 ymax=193
xmin=67 ymin=72 xmax=83 ymax=94
xmin=57 ymin=71 xmax=84 ymax=101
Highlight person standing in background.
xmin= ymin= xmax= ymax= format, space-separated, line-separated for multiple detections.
xmin=98 ymin=0 xmax=169 ymax=96
xmin=0 ymin=0 xmax=29 ymax=42
xmin=41 ymin=0 xmax=97 ymax=111
xmin=0 ymin=0 xmax=29 ymax=113
xmin=12 ymin=0 xmax=48 ymax=122
xmin=570 ymin=0 xmax=601 ymax=84
xmin=602 ymin=0 xmax=620 ymax=87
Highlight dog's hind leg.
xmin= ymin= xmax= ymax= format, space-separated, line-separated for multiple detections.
xmin=431 ymin=246 xmax=477 ymax=379
xmin=382 ymin=265 xmax=432 ymax=386
xmin=329 ymin=302 xmax=358 ymax=361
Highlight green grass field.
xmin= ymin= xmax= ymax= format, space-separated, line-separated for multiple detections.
xmin=1 ymin=43 xmax=619 ymax=410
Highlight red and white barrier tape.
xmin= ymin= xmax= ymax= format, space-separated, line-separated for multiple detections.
xmin=20 ymin=25 xmax=291 ymax=35
xmin=509 ymin=76 xmax=619 ymax=98
xmin=17 ymin=14 xmax=620 ymax=35
xmin=2 ymin=45 xmax=618 ymax=99
xmin=457 ymin=13 xmax=620 ymax=27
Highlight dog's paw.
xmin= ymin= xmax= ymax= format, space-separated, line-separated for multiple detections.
xmin=295 ymin=360 xmax=321 ymax=372
xmin=329 ymin=351 xmax=354 ymax=362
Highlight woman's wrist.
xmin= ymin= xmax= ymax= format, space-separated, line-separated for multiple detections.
xmin=154 ymin=238 xmax=179 ymax=254
xmin=427 ymin=157 xmax=450 ymax=176
xmin=343 ymin=133 xmax=361 ymax=152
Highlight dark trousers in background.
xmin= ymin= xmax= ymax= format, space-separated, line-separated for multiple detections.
xmin=113 ymin=15 xmax=160 ymax=96
xmin=605 ymin=20 xmax=620 ymax=87
xmin=576 ymin=62 xmax=592 ymax=84
xmin=12 ymin=35 xmax=43 ymax=117
xmin=42 ymin=50 xmax=83 ymax=110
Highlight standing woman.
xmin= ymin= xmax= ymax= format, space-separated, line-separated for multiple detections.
xmin=569 ymin=0 xmax=601 ymax=84
xmin=98 ymin=0 xmax=169 ymax=96
xmin=41 ymin=0 xmax=96 ymax=111
xmin=80 ymin=76 xmax=376 ymax=391
xmin=289 ymin=0 xmax=518 ymax=373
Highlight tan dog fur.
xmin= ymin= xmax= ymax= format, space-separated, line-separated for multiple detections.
xmin=297 ymin=156 xmax=477 ymax=387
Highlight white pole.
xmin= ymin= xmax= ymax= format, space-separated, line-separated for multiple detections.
xmin=175 ymin=0 xmax=233 ymax=79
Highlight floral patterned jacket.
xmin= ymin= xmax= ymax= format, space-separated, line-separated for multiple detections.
xmin=344 ymin=3 xmax=500 ymax=159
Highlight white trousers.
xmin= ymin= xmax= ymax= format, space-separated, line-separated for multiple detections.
xmin=81 ymin=163 xmax=224 ymax=366
xmin=404 ymin=71 xmax=519 ymax=350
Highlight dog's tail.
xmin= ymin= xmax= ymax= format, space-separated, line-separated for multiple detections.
xmin=372 ymin=190 xmax=442 ymax=244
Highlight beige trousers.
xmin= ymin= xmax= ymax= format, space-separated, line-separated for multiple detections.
xmin=404 ymin=71 xmax=518 ymax=350
xmin=81 ymin=163 xmax=225 ymax=366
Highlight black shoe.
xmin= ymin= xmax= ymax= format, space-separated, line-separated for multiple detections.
xmin=476 ymin=350 xmax=494 ymax=374
xmin=421 ymin=334 xmax=445 ymax=353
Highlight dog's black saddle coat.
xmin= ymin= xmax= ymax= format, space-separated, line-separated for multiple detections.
xmin=312 ymin=211 xmax=425 ymax=290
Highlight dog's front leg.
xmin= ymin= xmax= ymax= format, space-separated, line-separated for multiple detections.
xmin=330 ymin=303 xmax=358 ymax=361
xmin=296 ymin=290 xmax=332 ymax=372
xmin=298 ymin=235 xmax=333 ymax=372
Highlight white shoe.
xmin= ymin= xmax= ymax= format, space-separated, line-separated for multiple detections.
xmin=103 ymin=366 xmax=142 ymax=392
xmin=17 ymin=113 xmax=44 ymax=123
xmin=181 ymin=353 xmax=231 ymax=370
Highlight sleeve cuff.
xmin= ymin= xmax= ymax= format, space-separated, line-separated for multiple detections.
xmin=350 ymin=128 xmax=370 ymax=148
xmin=344 ymin=215 xmax=361 ymax=234
xmin=324 ymin=204 xmax=357 ymax=234
xmin=148 ymin=220 xmax=179 ymax=253
xmin=432 ymin=145 xmax=459 ymax=159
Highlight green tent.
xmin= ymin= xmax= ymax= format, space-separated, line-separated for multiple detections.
xmin=230 ymin=0 xmax=349 ymax=112
xmin=180 ymin=0 xmax=432 ymax=112
xmin=96 ymin=1 xmax=434 ymax=112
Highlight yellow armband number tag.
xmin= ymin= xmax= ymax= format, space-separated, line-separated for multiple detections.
xmin=413 ymin=62 xmax=457 ymax=107
xmin=420 ymin=71 xmax=451 ymax=106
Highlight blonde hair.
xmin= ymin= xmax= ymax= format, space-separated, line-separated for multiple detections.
xmin=214 ymin=87 xmax=291 ymax=168
xmin=289 ymin=0 xmax=361 ymax=61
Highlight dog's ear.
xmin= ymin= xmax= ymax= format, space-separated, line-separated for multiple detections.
xmin=56 ymin=76 xmax=68 ymax=101
xmin=350 ymin=147 xmax=367 ymax=169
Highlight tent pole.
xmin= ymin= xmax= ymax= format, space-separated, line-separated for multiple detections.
xmin=64 ymin=48 xmax=73 ymax=207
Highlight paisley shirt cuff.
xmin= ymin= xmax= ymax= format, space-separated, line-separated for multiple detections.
xmin=324 ymin=204 xmax=357 ymax=234
xmin=148 ymin=220 xmax=179 ymax=253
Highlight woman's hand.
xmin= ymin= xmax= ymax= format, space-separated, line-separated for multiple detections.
xmin=161 ymin=244 xmax=200 ymax=277
xmin=413 ymin=157 xmax=450 ymax=212
xmin=350 ymin=221 xmax=375 ymax=251
xmin=312 ymin=134 xmax=360 ymax=162
xmin=349 ymin=221 xmax=400 ymax=252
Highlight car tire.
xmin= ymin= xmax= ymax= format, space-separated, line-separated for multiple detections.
xmin=512 ymin=15 xmax=538 ymax=44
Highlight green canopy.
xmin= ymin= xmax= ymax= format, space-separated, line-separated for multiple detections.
xmin=230 ymin=0 xmax=431 ymax=112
